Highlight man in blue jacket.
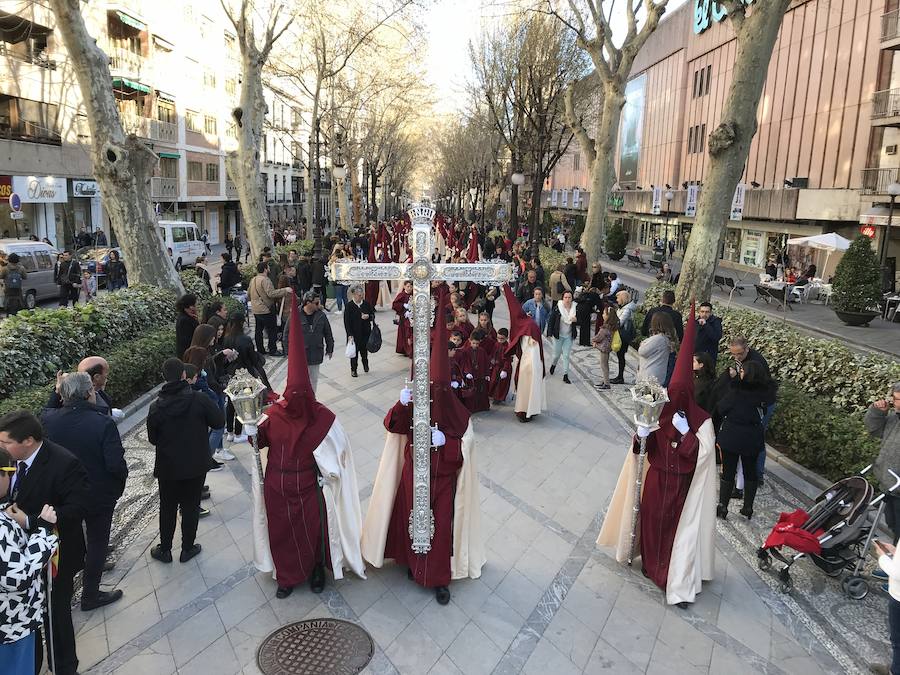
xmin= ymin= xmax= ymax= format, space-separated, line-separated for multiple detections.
xmin=522 ymin=287 xmax=551 ymax=333
xmin=42 ymin=372 xmax=127 ymax=611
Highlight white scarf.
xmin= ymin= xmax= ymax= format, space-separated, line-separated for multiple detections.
xmin=558 ymin=300 xmax=576 ymax=325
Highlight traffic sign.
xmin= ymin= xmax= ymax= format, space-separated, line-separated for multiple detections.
xmin=9 ymin=211 xmax=24 ymax=220
xmin=9 ymin=192 xmax=21 ymax=212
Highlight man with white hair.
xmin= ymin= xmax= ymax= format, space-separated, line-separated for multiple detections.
xmin=46 ymin=356 xmax=124 ymax=420
xmin=41 ymin=372 xmax=128 ymax=611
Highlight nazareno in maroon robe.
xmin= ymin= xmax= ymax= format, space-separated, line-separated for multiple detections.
xmin=488 ymin=342 xmax=513 ymax=403
xmin=392 ymin=290 xmax=413 ymax=357
xmin=457 ymin=344 xmax=491 ymax=413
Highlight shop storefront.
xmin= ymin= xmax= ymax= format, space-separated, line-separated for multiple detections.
xmin=5 ymin=176 xmax=68 ymax=246
xmin=71 ymin=179 xmax=104 ymax=241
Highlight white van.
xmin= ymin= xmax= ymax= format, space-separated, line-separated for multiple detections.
xmin=158 ymin=220 xmax=206 ymax=270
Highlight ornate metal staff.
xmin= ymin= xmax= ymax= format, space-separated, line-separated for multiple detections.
xmin=225 ymin=375 xmax=273 ymax=573
xmin=627 ymin=379 xmax=669 ymax=566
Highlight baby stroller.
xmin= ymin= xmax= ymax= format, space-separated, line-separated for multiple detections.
xmin=756 ymin=465 xmax=900 ymax=600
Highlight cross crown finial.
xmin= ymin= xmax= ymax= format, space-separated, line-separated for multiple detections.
xmin=408 ymin=205 xmax=436 ymax=225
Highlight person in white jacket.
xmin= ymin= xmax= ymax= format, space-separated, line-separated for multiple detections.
xmin=876 ymin=538 xmax=900 ymax=675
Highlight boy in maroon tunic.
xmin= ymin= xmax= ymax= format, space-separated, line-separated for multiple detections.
xmin=458 ymin=330 xmax=491 ymax=413
xmin=488 ymin=329 xmax=513 ymax=404
xmin=392 ymin=280 xmax=413 ymax=357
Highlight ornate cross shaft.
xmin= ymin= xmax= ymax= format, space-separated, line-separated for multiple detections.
xmin=330 ymin=205 xmax=514 ymax=553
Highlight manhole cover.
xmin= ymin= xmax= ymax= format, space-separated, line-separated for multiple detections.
xmin=257 ymin=618 xmax=374 ymax=674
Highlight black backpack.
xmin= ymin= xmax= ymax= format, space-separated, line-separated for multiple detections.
xmin=5 ymin=268 xmax=22 ymax=290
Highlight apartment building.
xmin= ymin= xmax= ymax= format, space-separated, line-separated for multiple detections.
xmin=0 ymin=0 xmax=311 ymax=249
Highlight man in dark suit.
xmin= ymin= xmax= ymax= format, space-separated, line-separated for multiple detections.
xmin=343 ymin=284 xmax=374 ymax=378
xmin=641 ymin=289 xmax=684 ymax=341
xmin=44 ymin=356 xmax=122 ymax=419
xmin=42 ymin=372 xmax=128 ymax=611
xmin=0 ymin=410 xmax=90 ymax=675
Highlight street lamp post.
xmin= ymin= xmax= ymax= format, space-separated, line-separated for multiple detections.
xmin=883 ymin=182 xmax=900 ymax=293
xmin=469 ymin=186 xmax=478 ymax=222
xmin=664 ymin=189 xmax=674 ymax=258
xmin=511 ymin=171 xmax=525 ymax=237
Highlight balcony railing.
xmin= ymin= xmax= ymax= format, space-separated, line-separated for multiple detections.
xmin=872 ymin=88 xmax=900 ymax=120
xmin=151 ymin=177 xmax=177 ymax=200
xmin=0 ymin=42 xmax=57 ymax=70
xmin=107 ymin=45 xmax=144 ymax=78
xmin=607 ymin=186 xmax=798 ymax=220
xmin=0 ymin=121 xmax=61 ymax=145
xmin=883 ymin=9 xmax=900 ymax=42
xmin=119 ymin=114 xmax=177 ymax=143
xmin=861 ymin=168 xmax=900 ymax=195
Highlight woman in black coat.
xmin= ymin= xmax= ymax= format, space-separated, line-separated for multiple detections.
xmin=344 ymin=284 xmax=374 ymax=377
xmin=715 ymin=360 xmax=777 ymax=521
xmin=575 ymin=287 xmax=604 ymax=346
xmin=175 ymin=294 xmax=199 ymax=359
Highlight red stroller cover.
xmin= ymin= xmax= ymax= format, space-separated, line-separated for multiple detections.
xmin=763 ymin=509 xmax=825 ymax=554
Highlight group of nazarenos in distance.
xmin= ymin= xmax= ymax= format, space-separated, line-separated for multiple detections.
xmin=238 ymin=209 xmax=720 ymax=609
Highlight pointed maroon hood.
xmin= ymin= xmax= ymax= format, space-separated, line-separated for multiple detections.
xmin=503 ymin=284 xmax=545 ymax=373
xmin=658 ymin=302 xmax=709 ymax=439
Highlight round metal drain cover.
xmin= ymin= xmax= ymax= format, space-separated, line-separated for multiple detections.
xmin=257 ymin=618 xmax=374 ymax=674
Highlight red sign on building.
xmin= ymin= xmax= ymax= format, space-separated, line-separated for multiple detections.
xmin=0 ymin=176 xmax=11 ymax=200
xmin=860 ymin=225 xmax=877 ymax=239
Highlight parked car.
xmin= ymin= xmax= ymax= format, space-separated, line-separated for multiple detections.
xmin=0 ymin=239 xmax=60 ymax=309
xmin=158 ymin=221 xmax=205 ymax=270
xmin=76 ymin=246 xmax=124 ymax=288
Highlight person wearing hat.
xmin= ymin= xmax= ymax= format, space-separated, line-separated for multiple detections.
xmin=257 ymin=291 xmax=365 ymax=599
xmin=362 ymin=290 xmax=485 ymax=605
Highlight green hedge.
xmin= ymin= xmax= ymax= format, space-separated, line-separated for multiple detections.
xmin=0 ymin=284 xmax=176 ymax=399
xmin=0 ymin=327 xmax=175 ymax=417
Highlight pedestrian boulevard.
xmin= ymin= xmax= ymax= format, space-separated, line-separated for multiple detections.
xmin=74 ymin=305 xmax=856 ymax=674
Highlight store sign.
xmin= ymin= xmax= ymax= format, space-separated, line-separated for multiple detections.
xmin=860 ymin=225 xmax=877 ymax=239
xmin=12 ymin=176 xmax=68 ymax=203
xmin=0 ymin=176 xmax=11 ymax=200
xmin=685 ymin=184 xmax=699 ymax=217
xmin=694 ymin=0 xmax=755 ymax=35
xmin=73 ymin=180 xmax=100 ymax=197
xmin=651 ymin=186 xmax=662 ymax=215
xmin=730 ymin=183 xmax=746 ymax=221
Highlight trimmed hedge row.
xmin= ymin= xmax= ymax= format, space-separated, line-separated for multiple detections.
xmin=0 ymin=284 xmax=177 ymax=399
xmin=0 ymin=327 xmax=175 ymax=417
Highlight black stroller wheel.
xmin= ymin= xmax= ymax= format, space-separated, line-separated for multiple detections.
xmin=844 ymin=576 xmax=868 ymax=600
xmin=778 ymin=568 xmax=793 ymax=594
xmin=758 ymin=551 xmax=772 ymax=571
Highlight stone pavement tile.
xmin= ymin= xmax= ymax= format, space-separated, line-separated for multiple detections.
xmin=599 ymin=610 xmax=657 ymax=671
xmin=385 ymin=620 xmax=444 ymax=675
xmin=112 ymin=636 xmax=175 ymax=675
xmin=180 ymin=634 xmax=241 ymax=675
xmin=561 ymin=579 xmax=616 ymax=635
xmin=544 ymin=606 xmax=600 ymax=669
xmin=301 ymin=601 xmax=335 ymax=620
xmin=495 ymin=568 xmax=543 ymax=618
xmin=338 ymin=570 xmax=389 ymax=616
xmin=228 ymin=603 xmax=283 ymax=671
xmin=268 ymin=587 xmax=326 ymax=624
xmin=531 ymin=526 xmax=576 ymax=567
xmin=688 ymin=582 xmax=721 ymax=625
xmin=224 ymin=514 xmax=254 ymax=542
xmin=94 ymin=560 xmax=156 ymax=624
xmin=446 ymin=623 xmax=503 ymax=675
xmin=479 ymin=549 xmax=514 ymax=590
xmin=550 ymin=502 xmax=594 ymax=535
xmin=168 ymin=603 xmax=226 ymax=667
xmin=486 ymin=523 xmax=531 ymax=563
xmin=515 ymin=546 xmax=560 ymax=591
xmin=656 ymin=611 xmax=715 ymax=669
xmin=197 ymin=541 xmax=248 ymax=587
xmin=215 ymin=575 xmax=268 ymax=630
xmin=522 ymin=638 xmax=582 ymax=675
xmin=417 ymin=597 xmax=469 ymax=651
xmin=190 ymin=522 xmax=234 ymax=559
xmin=391 ymin=573 xmax=435 ymax=616
xmin=716 ymin=596 xmax=771 ymax=659
xmin=720 ymin=560 xmax=773 ymax=628
xmin=428 ymin=654 xmax=465 ymax=674
xmin=105 ymin=589 xmax=162 ymax=652
xmin=584 ymin=636 xmax=645 ymax=674
xmin=646 ymin=641 xmax=707 ymax=675
xmin=156 ymin=566 xmax=208 ymax=614
xmin=577 ymin=557 xmax=626 ymax=599
xmin=709 ymin=643 xmax=764 ymax=675
xmin=145 ymin=549 xmax=199 ymax=589
xmin=613 ymin=584 xmax=667 ymax=634
xmin=447 ymin=576 xmax=490 ymax=617
xmin=359 ymin=590 xmax=414 ymax=647
xmin=77 ymin=621 xmax=109 ymax=670
xmin=471 ymin=592 xmax=523 ymax=651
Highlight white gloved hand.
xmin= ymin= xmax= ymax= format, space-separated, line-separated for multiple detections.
xmin=432 ymin=427 xmax=446 ymax=447
xmin=404 ymin=311 xmax=411 ymax=319
xmin=243 ymin=424 xmax=258 ymax=437
xmin=400 ymin=387 xmax=413 ymax=406
xmin=111 ymin=408 xmax=125 ymax=421
xmin=465 ymin=373 xmax=474 ymax=380
xmin=500 ymin=371 xmax=508 ymax=379
xmin=403 ymin=303 xmax=410 ymax=310
xmin=636 ymin=425 xmax=652 ymax=439
xmin=673 ymin=412 xmax=690 ymax=435
xmin=451 ymin=381 xmax=460 ymax=389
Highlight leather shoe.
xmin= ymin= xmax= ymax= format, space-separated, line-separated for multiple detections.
xmin=563 ymin=374 xmax=571 ymax=384
xmin=201 ymin=490 xmax=211 ymax=500
xmin=363 ymin=363 xmax=369 ymax=373
xmin=435 ymin=586 xmax=451 ymax=605
xmin=180 ymin=544 xmax=202 ymax=563
xmin=102 ymin=560 xmax=115 ymax=572
xmin=610 ymin=376 xmax=625 ymax=384
xmin=81 ymin=589 xmax=123 ymax=611
xmin=549 ymin=364 xmax=556 ymax=375
xmin=150 ymin=545 xmax=172 ymax=563
xmin=351 ymin=371 xmax=358 ymax=378
xmin=275 ymin=586 xmax=294 ymax=599
xmin=309 ymin=563 xmax=326 ymax=593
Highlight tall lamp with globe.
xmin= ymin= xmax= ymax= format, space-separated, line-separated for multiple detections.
xmin=883 ymin=181 xmax=900 ymax=293
xmin=510 ymin=171 xmax=525 ymax=237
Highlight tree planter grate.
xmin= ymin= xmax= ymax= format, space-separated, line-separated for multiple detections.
xmin=256 ymin=619 xmax=374 ymax=674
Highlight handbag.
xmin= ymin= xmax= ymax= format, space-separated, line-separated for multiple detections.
xmin=367 ymin=321 xmax=383 ymax=353
xmin=345 ymin=340 xmax=357 ymax=359
xmin=611 ymin=330 xmax=622 ymax=352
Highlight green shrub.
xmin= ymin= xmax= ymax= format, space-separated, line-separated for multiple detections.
xmin=768 ymin=383 xmax=881 ymax=481
xmin=0 ymin=284 xmax=176 ymax=399
xmin=639 ymin=281 xmax=676 ymax=312
xmin=832 ymin=235 xmax=882 ymax=313
xmin=605 ymin=221 xmax=627 ymax=260
xmin=179 ymin=269 xmax=213 ymax=301
xmin=488 ymin=229 xmax=505 ymax=241
xmin=539 ymin=246 xmax=566 ymax=277
xmin=0 ymin=327 xmax=175 ymax=417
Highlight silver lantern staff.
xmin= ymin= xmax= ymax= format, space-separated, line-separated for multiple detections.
xmin=225 ymin=375 xmax=274 ymax=573
xmin=627 ymin=379 xmax=669 ymax=566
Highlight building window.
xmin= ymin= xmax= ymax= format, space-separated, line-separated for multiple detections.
xmin=157 ymin=100 xmax=175 ymax=124
xmin=187 ymin=161 xmax=203 ymax=181
xmin=203 ymin=69 xmax=216 ymax=89
xmin=0 ymin=94 xmax=61 ymax=144
xmin=688 ymin=123 xmax=707 ymax=154
xmin=226 ymin=123 xmax=237 ymax=140
xmin=573 ymin=152 xmax=581 ymax=171
xmin=704 ymin=65 xmax=711 ymax=95
xmin=186 ymin=110 xmax=201 ymax=133
xmin=204 ymin=114 xmax=217 ymax=135
xmin=262 ymin=133 xmax=268 ymax=163
xmin=206 ymin=163 xmax=219 ymax=182
xmin=693 ymin=65 xmax=712 ymax=99
xmin=159 ymin=157 xmax=178 ymax=178
xmin=292 ymin=106 xmax=301 ymax=128
xmin=225 ymin=78 xmax=237 ymax=96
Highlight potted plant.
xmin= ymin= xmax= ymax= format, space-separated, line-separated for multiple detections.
xmin=605 ymin=221 xmax=627 ymax=261
xmin=831 ymin=235 xmax=882 ymax=326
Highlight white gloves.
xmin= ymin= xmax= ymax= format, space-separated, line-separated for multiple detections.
xmin=403 ymin=303 xmax=410 ymax=310
xmin=500 ymin=371 xmax=508 ymax=379
xmin=673 ymin=412 xmax=690 ymax=435
xmin=432 ymin=427 xmax=446 ymax=447
xmin=404 ymin=311 xmax=411 ymax=319
xmin=243 ymin=424 xmax=258 ymax=437
xmin=400 ymin=387 xmax=413 ymax=406
xmin=451 ymin=381 xmax=460 ymax=389
xmin=111 ymin=408 xmax=124 ymax=421
xmin=465 ymin=373 xmax=474 ymax=380
xmin=636 ymin=425 xmax=652 ymax=439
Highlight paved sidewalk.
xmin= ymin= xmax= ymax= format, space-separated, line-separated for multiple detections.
xmin=74 ymin=298 xmax=869 ymax=675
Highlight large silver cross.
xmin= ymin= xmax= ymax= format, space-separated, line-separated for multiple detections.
xmin=330 ymin=205 xmax=514 ymax=553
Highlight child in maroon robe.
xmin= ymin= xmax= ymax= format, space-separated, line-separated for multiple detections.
xmin=489 ymin=329 xmax=513 ymax=404
xmin=457 ymin=330 xmax=492 ymax=413
xmin=392 ymin=280 xmax=413 ymax=357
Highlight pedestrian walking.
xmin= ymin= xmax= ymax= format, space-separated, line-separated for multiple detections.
xmin=547 ymin=290 xmax=577 ymax=384
xmin=233 ymin=233 xmax=244 ymax=263
xmin=344 ymin=284 xmax=374 ymax=378
xmin=591 ymin=305 xmax=620 ymax=390
xmin=249 ymin=262 xmax=290 ymax=356
xmin=0 ymin=253 xmax=27 ymax=315
xmin=54 ymin=251 xmax=81 ymax=307
xmin=106 ymin=250 xmax=127 ymax=291
xmin=282 ymin=291 xmax=334 ymax=392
